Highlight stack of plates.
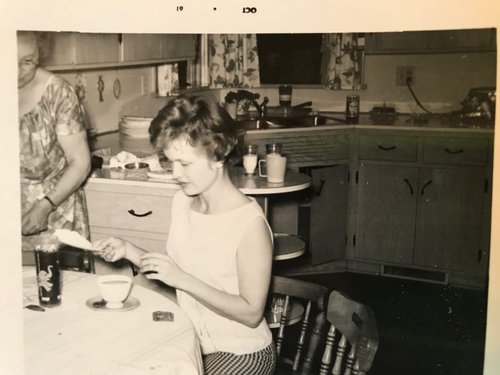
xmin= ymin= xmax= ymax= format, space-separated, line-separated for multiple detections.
xmin=119 ymin=116 xmax=153 ymax=139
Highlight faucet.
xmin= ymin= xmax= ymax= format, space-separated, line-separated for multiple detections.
xmin=252 ymin=97 xmax=269 ymax=118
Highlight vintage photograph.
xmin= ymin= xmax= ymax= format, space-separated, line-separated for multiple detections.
xmin=16 ymin=28 xmax=496 ymax=374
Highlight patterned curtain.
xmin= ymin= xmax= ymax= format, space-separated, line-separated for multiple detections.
xmin=321 ymin=33 xmax=364 ymax=90
xmin=208 ymin=34 xmax=260 ymax=88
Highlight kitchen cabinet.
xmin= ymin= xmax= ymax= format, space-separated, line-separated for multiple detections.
xmin=246 ymin=123 xmax=493 ymax=288
xmin=84 ymin=180 xmax=176 ymax=254
xmin=354 ymin=164 xmax=417 ymax=265
xmin=414 ymin=167 xmax=486 ymax=273
xmin=121 ymin=34 xmax=196 ymax=63
xmin=365 ymin=28 xmax=496 ymax=54
xmin=352 ymin=132 xmax=491 ymax=286
xmin=309 ymin=165 xmax=349 ymax=265
xmin=45 ymin=32 xmax=196 ymax=70
xmin=44 ymin=32 xmax=120 ymax=68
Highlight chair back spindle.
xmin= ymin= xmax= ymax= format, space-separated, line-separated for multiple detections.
xmin=269 ymin=276 xmax=378 ymax=375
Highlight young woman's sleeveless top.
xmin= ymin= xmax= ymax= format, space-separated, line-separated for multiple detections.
xmin=166 ymin=190 xmax=273 ymax=355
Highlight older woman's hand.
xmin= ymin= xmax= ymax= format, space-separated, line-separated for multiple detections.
xmin=21 ymin=199 xmax=52 ymax=235
xmin=139 ymin=252 xmax=188 ymax=288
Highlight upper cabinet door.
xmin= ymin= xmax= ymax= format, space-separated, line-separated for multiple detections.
xmin=121 ymin=34 xmax=196 ymax=62
xmin=44 ymin=32 xmax=120 ymax=68
xmin=365 ymin=28 xmax=496 ymax=54
xmin=44 ymin=32 xmax=196 ymax=70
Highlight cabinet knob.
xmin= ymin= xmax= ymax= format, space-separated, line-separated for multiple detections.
xmin=403 ymin=178 xmax=414 ymax=195
xmin=420 ymin=180 xmax=433 ymax=196
xmin=444 ymin=148 xmax=464 ymax=154
xmin=378 ymin=144 xmax=396 ymax=151
xmin=128 ymin=209 xmax=153 ymax=217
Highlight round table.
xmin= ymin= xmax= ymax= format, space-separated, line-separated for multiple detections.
xmin=230 ymin=167 xmax=311 ymax=261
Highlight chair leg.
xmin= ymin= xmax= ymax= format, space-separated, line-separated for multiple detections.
xmin=276 ymin=295 xmax=290 ymax=357
xmin=293 ymin=300 xmax=312 ymax=371
xmin=301 ymin=311 xmax=327 ymax=375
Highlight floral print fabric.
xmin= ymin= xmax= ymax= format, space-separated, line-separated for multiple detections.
xmin=321 ymin=33 xmax=364 ymax=90
xmin=20 ymin=75 xmax=90 ymax=249
xmin=208 ymin=34 xmax=260 ymax=88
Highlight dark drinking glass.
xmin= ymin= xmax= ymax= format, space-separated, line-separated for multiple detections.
xmin=35 ymin=243 xmax=61 ymax=307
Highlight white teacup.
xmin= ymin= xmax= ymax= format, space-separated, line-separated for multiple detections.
xmin=97 ymin=275 xmax=132 ymax=309
xmin=258 ymin=154 xmax=287 ymax=183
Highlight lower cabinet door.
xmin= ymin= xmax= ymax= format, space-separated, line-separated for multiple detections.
xmin=354 ymin=164 xmax=418 ymax=264
xmin=310 ymin=165 xmax=349 ymax=265
xmin=414 ymin=167 xmax=486 ymax=273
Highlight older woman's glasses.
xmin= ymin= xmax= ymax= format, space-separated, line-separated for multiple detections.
xmin=18 ymin=56 xmax=39 ymax=68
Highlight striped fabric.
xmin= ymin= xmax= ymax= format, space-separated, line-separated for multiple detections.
xmin=203 ymin=343 xmax=276 ymax=375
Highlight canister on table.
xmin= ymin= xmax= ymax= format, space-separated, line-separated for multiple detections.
xmin=345 ymin=95 xmax=360 ymax=124
xmin=35 ymin=242 xmax=61 ymax=307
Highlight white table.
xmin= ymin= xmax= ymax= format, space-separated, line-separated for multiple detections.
xmin=23 ymin=267 xmax=204 ymax=375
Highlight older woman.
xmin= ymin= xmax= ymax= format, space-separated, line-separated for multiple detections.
xmin=18 ymin=31 xmax=91 ymax=249
xmin=94 ymin=96 xmax=276 ymax=374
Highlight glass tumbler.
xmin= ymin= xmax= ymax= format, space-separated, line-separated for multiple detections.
xmin=242 ymin=144 xmax=258 ymax=175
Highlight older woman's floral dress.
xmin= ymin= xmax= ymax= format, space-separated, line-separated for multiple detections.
xmin=20 ymin=75 xmax=89 ymax=249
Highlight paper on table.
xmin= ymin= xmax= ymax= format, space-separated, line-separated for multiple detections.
xmin=54 ymin=229 xmax=101 ymax=252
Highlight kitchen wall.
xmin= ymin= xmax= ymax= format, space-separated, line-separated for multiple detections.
xmin=58 ymin=66 xmax=157 ymax=134
xmin=216 ymin=51 xmax=497 ymax=114
xmin=58 ymin=49 xmax=496 ymax=135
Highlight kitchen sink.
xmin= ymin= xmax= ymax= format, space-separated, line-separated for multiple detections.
xmin=237 ymin=113 xmax=345 ymax=130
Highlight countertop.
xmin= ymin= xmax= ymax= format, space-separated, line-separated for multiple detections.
xmin=243 ymin=112 xmax=495 ymax=134
xmin=87 ymin=116 xmax=494 ymax=187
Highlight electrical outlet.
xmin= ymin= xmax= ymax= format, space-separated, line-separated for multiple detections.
xmin=396 ymin=66 xmax=416 ymax=86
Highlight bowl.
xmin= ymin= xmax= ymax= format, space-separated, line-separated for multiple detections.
xmin=97 ymin=275 xmax=132 ymax=309
xmin=124 ymin=162 xmax=149 ymax=170
xmin=124 ymin=162 xmax=150 ymax=178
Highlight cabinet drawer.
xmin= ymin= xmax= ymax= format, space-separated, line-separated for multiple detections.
xmin=358 ymin=135 xmax=418 ymax=162
xmin=422 ymin=137 xmax=489 ymax=165
xmin=86 ymin=190 xmax=172 ymax=233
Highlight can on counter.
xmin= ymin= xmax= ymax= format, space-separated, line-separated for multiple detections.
xmin=35 ymin=243 xmax=61 ymax=306
xmin=345 ymin=95 xmax=360 ymax=124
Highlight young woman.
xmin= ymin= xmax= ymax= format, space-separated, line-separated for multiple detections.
xmin=94 ymin=96 xmax=276 ymax=374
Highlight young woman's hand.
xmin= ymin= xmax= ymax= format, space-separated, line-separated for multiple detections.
xmin=92 ymin=237 xmax=130 ymax=262
xmin=139 ymin=252 xmax=188 ymax=289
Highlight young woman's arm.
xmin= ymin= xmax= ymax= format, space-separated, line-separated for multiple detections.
xmin=141 ymin=216 xmax=273 ymax=328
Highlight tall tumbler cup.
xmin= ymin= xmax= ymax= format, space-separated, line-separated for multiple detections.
xmin=34 ymin=238 xmax=61 ymax=307
xmin=279 ymin=85 xmax=292 ymax=107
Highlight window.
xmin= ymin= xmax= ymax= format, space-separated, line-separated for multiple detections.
xmin=257 ymin=34 xmax=324 ymax=84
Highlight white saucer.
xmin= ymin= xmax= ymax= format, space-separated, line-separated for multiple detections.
xmin=86 ymin=296 xmax=140 ymax=312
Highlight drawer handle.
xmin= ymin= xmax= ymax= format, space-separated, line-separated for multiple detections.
xmin=378 ymin=144 xmax=396 ymax=151
xmin=403 ymin=178 xmax=414 ymax=195
xmin=420 ymin=180 xmax=433 ymax=196
xmin=128 ymin=209 xmax=153 ymax=217
xmin=444 ymin=148 xmax=464 ymax=154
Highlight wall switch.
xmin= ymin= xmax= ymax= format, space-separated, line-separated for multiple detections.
xmin=396 ymin=66 xmax=416 ymax=86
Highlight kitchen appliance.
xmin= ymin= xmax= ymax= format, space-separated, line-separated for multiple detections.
xmin=459 ymin=87 xmax=496 ymax=126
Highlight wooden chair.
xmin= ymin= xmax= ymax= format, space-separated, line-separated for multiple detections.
xmin=269 ymin=275 xmax=329 ymax=374
xmin=269 ymin=276 xmax=378 ymax=375
xmin=321 ymin=290 xmax=379 ymax=375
